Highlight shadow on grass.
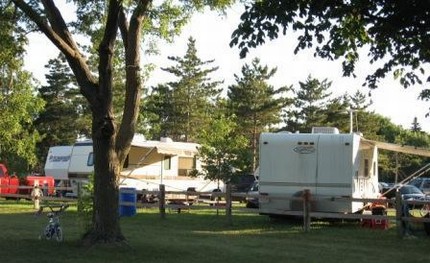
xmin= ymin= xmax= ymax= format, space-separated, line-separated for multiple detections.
xmin=2 ymin=201 xmax=430 ymax=263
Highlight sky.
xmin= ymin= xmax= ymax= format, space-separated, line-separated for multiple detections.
xmin=23 ymin=3 xmax=430 ymax=133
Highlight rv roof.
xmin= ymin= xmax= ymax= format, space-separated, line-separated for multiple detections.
xmin=70 ymin=137 xmax=199 ymax=157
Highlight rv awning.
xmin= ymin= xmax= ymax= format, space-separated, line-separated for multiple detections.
xmin=131 ymin=137 xmax=199 ymax=157
xmin=155 ymin=145 xmax=196 ymax=157
xmin=361 ymin=139 xmax=430 ymax=157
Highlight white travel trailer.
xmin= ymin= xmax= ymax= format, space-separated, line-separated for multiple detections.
xmin=44 ymin=136 xmax=221 ymax=196
xmin=44 ymin=146 xmax=73 ymax=180
xmin=258 ymin=128 xmax=380 ymax=215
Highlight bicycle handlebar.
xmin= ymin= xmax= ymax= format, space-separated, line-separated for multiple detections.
xmin=37 ymin=203 xmax=69 ymax=215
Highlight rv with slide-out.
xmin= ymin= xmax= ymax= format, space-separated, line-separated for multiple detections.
xmin=44 ymin=136 xmax=222 ymax=197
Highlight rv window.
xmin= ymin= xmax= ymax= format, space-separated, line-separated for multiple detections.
xmin=87 ymin=152 xmax=94 ymax=166
xmin=163 ymin=156 xmax=171 ymax=170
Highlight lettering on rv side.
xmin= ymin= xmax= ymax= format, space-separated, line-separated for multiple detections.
xmin=293 ymin=145 xmax=316 ymax=154
xmin=48 ymin=155 xmax=71 ymax=162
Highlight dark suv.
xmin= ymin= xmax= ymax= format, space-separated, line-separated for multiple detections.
xmin=408 ymin=178 xmax=430 ymax=194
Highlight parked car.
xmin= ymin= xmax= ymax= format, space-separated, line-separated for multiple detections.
xmin=382 ymin=184 xmax=427 ymax=201
xmin=245 ymin=181 xmax=259 ymax=209
xmin=408 ymin=177 xmax=430 ymax=194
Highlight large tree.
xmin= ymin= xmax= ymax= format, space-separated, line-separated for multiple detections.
xmin=231 ymin=1 xmax=430 ymax=96
xmin=10 ymin=0 xmax=234 ymax=244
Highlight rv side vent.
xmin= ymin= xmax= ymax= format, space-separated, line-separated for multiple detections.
xmin=311 ymin=127 xmax=340 ymax=134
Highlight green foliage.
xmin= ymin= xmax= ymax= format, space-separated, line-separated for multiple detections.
xmin=35 ymin=54 xmax=92 ymax=166
xmin=197 ymin=116 xmax=248 ymax=183
xmin=284 ymin=75 xmax=346 ymax=133
xmin=10 ymin=0 xmax=238 ymax=244
xmin=144 ymin=36 xmax=222 ymax=141
xmin=77 ymin=174 xmax=95 ymax=235
xmin=227 ymin=58 xmax=291 ymax=171
xmin=293 ymin=76 xmax=333 ymax=132
xmin=231 ymin=1 xmax=430 ymax=92
xmin=0 ymin=2 xmax=45 ymax=173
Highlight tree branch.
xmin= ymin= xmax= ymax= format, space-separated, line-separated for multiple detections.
xmin=11 ymin=0 xmax=98 ymax=103
xmin=116 ymin=0 xmax=152 ymax=162
xmin=94 ymin=0 xmax=123 ymax=137
xmin=41 ymin=0 xmax=76 ymax=48
xmin=118 ymin=7 xmax=129 ymax=50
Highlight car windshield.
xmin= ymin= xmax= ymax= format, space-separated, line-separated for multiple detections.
xmin=409 ymin=179 xmax=423 ymax=187
xmin=401 ymin=186 xmax=423 ymax=195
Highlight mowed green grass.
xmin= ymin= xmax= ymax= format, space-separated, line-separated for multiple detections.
xmin=1 ymin=199 xmax=430 ymax=263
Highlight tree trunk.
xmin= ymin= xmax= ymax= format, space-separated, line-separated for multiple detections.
xmin=82 ymin=0 xmax=124 ymax=244
xmin=82 ymin=119 xmax=125 ymax=244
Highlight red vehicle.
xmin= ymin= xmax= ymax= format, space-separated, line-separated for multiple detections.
xmin=0 ymin=163 xmax=55 ymax=196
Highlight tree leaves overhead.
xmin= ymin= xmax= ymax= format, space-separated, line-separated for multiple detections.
xmin=231 ymin=0 xmax=430 ymax=91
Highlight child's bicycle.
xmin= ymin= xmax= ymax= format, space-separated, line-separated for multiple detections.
xmin=37 ymin=203 xmax=69 ymax=242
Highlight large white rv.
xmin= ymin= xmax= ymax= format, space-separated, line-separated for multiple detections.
xmin=44 ymin=136 xmax=221 ymax=196
xmin=258 ymin=128 xmax=380 ymax=215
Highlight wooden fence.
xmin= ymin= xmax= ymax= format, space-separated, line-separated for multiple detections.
xmin=139 ymin=185 xmax=430 ymax=237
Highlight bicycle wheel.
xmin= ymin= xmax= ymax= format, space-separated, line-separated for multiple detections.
xmin=55 ymin=226 xmax=63 ymax=242
xmin=44 ymin=225 xmax=52 ymax=240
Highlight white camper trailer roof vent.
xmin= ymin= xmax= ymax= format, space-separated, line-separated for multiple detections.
xmin=311 ymin=127 xmax=340 ymax=134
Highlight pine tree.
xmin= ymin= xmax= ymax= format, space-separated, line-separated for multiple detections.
xmin=146 ymin=36 xmax=222 ymax=141
xmin=34 ymin=54 xmax=91 ymax=166
xmin=324 ymin=95 xmax=350 ymax=132
xmin=411 ymin=117 xmax=422 ymax=132
xmin=142 ymin=84 xmax=174 ymax=139
xmin=285 ymin=75 xmax=333 ymax=132
xmin=227 ymin=58 xmax=291 ymax=172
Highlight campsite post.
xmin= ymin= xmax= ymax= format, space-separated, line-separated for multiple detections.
xmin=159 ymin=184 xmax=166 ymax=219
xmin=226 ymin=182 xmax=232 ymax=226
xmin=395 ymin=190 xmax=404 ymax=237
xmin=303 ymin=189 xmax=311 ymax=232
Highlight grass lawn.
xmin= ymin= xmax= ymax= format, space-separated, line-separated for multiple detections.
xmin=1 ymin=199 xmax=430 ymax=263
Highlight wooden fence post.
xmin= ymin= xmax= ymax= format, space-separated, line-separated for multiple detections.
xmin=303 ymin=189 xmax=311 ymax=232
xmin=395 ymin=190 xmax=404 ymax=237
xmin=226 ymin=182 xmax=232 ymax=226
xmin=77 ymin=182 xmax=82 ymax=213
xmin=159 ymin=184 xmax=166 ymax=219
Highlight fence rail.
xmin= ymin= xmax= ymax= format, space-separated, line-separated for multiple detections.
xmin=140 ymin=185 xmax=430 ymax=237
